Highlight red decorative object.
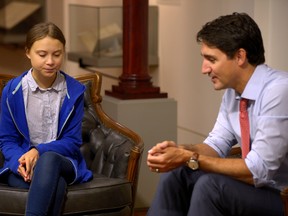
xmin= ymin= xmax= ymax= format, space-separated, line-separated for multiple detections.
xmin=105 ymin=0 xmax=167 ymax=99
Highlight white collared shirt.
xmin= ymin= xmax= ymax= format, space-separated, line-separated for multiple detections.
xmin=22 ymin=70 xmax=67 ymax=145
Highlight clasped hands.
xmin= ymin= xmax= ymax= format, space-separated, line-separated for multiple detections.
xmin=147 ymin=141 xmax=192 ymax=173
xmin=17 ymin=148 xmax=39 ymax=182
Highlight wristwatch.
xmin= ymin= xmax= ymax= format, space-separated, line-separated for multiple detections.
xmin=186 ymin=152 xmax=199 ymax=170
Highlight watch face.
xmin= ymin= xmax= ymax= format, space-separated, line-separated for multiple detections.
xmin=188 ymin=159 xmax=199 ymax=170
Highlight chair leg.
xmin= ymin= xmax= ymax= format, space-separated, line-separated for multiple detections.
xmin=280 ymin=188 xmax=288 ymax=216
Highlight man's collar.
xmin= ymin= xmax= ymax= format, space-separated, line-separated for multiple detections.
xmin=239 ymin=64 xmax=267 ymax=101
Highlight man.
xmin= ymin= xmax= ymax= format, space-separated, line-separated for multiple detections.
xmin=147 ymin=12 xmax=288 ymax=216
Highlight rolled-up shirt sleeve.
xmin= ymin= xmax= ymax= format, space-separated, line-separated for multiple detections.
xmin=204 ymin=98 xmax=238 ymax=157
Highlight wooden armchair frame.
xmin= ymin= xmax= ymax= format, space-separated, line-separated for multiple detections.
xmin=0 ymin=72 xmax=144 ymax=215
xmin=74 ymin=72 xmax=144 ymax=203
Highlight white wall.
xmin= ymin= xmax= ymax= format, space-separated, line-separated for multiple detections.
xmin=46 ymin=0 xmax=64 ymax=29
xmin=61 ymin=0 xmax=288 ymax=147
xmin=153 ymin=0 xmax=288 ymax=144
xmin=254 ymin=0 xmax=288 ymax=71
xmin=155 ymin=0 xmax=253 ymax=143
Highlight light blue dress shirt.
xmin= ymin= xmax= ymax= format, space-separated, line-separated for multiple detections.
xmin=204 ymin=64 xmax=288 ymax=190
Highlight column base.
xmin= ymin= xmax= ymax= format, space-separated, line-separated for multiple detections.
xmin=105 ymin=85 xmax=168 ymax=100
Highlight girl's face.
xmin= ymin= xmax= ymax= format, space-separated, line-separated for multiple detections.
xmin=26 ymin=36 xmax=65 ymax=87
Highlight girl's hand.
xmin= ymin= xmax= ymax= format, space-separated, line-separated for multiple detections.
xmin=18 ymin=148 xmax=39 ymax=182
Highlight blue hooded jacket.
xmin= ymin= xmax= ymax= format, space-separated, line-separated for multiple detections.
xmin=0 ymin=71 xmax=92 ymax=184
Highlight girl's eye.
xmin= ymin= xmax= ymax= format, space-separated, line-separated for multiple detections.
xmin=54 ymin=52 xmax=62 ymax=57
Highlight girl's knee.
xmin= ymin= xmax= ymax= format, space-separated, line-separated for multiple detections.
xmin=39 ymin=152 xmax=61 ymax=162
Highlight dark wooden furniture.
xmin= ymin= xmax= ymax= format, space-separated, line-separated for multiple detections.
xmin=0 ymin=72 xmax=144 ymax=215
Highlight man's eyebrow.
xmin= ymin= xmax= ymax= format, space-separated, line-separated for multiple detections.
xmin=201 ymin=53 xmax=214 ymax=59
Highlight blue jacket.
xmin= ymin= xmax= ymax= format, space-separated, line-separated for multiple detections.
xmin=0 ymin=71 xmax=92 ymax=184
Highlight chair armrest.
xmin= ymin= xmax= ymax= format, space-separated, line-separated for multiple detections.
xmin=75 ymin=72 xmax=144 ymax=212
xmin=281 ymin=188 xmax=288 ymax=216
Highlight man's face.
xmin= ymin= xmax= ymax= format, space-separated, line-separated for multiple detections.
xmin=200 ymin=43 xmax=240 ymax=91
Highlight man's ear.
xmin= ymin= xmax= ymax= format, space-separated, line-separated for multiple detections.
xmin=236 ymin=48 xmax=247 ymax=66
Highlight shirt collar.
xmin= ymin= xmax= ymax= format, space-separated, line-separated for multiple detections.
xmin=27 ymin=69 xmax=65 ymax=92
xmin=239 ymin=64 xmax=267 ymax=101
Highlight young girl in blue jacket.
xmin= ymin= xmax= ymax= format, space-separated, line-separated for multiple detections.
xmin=0 ymin=22 xmax=92 ymax=215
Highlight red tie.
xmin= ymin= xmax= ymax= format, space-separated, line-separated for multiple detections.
xmin=240 ymin=98 xmax=250 ymax=158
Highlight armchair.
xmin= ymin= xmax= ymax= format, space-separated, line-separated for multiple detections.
xmin=0 ymin=72 xmax=144 ymax=215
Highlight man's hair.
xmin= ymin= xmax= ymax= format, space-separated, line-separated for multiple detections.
xmin=196 ymin=12 xmax=265 ymax=66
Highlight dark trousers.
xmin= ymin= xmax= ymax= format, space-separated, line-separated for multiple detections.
xmin=147 ymin=166 xmax=284 ymax=216
xmin=7 ymin=152 xmax=75 ymax=216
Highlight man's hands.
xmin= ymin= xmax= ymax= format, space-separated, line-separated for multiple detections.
xmin=18 ymin=148 xmax=39 ymax=182
xmin=147 ymin=141 xmax=192 ymax=173
xmin=147 ymin=141 xmax=254 ymax=185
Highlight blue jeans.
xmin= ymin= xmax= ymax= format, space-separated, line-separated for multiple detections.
xmin=7 ymin=152 xmax=75 ymax=216
xmin=147 ymin=166 xmax=284 ymax=216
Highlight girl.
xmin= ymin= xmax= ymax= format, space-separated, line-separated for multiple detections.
xmin=0 ymin=22 xmax=92 ymax=215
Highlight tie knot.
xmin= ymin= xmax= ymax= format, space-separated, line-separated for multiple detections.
xmin=240 ymin=98 xmax=249 ymax=112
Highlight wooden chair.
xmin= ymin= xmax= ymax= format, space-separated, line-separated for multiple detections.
xmin=0 ymin=72 xmax=144 ymax=215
